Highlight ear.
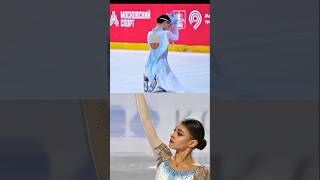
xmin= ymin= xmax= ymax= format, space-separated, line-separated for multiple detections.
xmin=188 ymin=139 xmax=198 ymax=149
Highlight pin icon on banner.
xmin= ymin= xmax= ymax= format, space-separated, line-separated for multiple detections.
xmin=110 ymin=11 xmax=119 ymax=27
xmin=189 ymin=10 xmax=202 ymax=30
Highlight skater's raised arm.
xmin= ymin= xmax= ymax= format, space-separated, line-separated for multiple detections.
xmin=167 ymin=13 xmax=179 ymax=41
xmin=167 ymin=23 xmax=179 ymax=41
xmin=135 ymin=93 xmax=163 ymax=149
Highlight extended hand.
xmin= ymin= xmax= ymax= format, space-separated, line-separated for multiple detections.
xmin=169 ymin=12 xmax=179 ymax=26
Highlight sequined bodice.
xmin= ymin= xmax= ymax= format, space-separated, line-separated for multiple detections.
xmin=155 ymin=160 xmax=196 ymax=180
xmin=153 ymin=143 xmax=210 ymax=180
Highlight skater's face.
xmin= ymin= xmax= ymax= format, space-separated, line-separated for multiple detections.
xmin=169 ymin=123 xmax=199 ymax=151
xmin=161 ymin=21 xmax=170 ymax=30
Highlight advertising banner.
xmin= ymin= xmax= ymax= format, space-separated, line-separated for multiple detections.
xmin=110 ymin=4 xmax=210 ymax=46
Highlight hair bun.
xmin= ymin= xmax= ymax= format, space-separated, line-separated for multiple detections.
xmin=197 ymin=139 xmax=207 ymax=150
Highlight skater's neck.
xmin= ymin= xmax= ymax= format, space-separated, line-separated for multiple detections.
xmin=174 ymin=149 xmax=194 ymax=164
xmin=155 ymin=24 xmax=163 ymax=31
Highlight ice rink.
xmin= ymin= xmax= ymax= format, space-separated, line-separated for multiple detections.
xmin=110 ymin=49 xmax=210 ymax=93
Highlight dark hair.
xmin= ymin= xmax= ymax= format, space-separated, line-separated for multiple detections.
xmin=181 ymin=118 xmax=207 ymax=150
xmin=157 ymin=14 xmax=171 ymax=24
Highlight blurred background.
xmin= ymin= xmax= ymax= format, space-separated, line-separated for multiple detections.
xmin=0 ymin=100 xmax=108 ymax=180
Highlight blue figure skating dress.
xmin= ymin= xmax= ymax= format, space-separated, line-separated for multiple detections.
xmin=154 ymin=143 xmax=210 ymax=180
xmin=144 ymin=21 xmax=184 ymax=93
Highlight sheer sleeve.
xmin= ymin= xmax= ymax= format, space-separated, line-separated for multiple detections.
xmin=194 ymin=166 xmax=210 ymax=180
xmin=166 ymin=24 xmax=179 ymax=41
xmin=153 ymin=143 xmax=172 ymax=167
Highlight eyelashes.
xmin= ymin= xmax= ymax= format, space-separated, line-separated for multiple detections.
xmin=173 ymin=128 xmax=183 ymax=136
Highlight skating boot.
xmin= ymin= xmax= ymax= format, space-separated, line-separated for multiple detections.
xmin=143 ymin=74 xmax=149 ymax=92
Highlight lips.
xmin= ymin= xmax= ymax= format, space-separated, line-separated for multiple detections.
xmin=169 ymin=139 xmax=174 ymax=144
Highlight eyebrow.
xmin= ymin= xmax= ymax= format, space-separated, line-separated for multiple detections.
xmin=177 ymin=128 xmax=184 ymax=133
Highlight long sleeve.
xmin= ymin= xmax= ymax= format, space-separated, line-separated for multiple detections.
xmin=194 ymin=166 xmax=210 ymax=180
xmin=166 ymin=24 xmax=179 ymax=41
xmin=154 ymin=143 xmax=172 ymax=167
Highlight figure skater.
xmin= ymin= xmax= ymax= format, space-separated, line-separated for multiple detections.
xmin=144 ymin=13 xmax=184 ymax=93
xmin=135 ymin=94 xmax=210 ymax=180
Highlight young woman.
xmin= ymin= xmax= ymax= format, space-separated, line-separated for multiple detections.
xmin=144 ymin=13 xmax=184 ymax=93
xmin=135 ymin=94 xmax=210 ymax=180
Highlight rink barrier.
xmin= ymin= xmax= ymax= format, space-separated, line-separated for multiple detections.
xmin=110 ymin=42 xmax=210 ymax=53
